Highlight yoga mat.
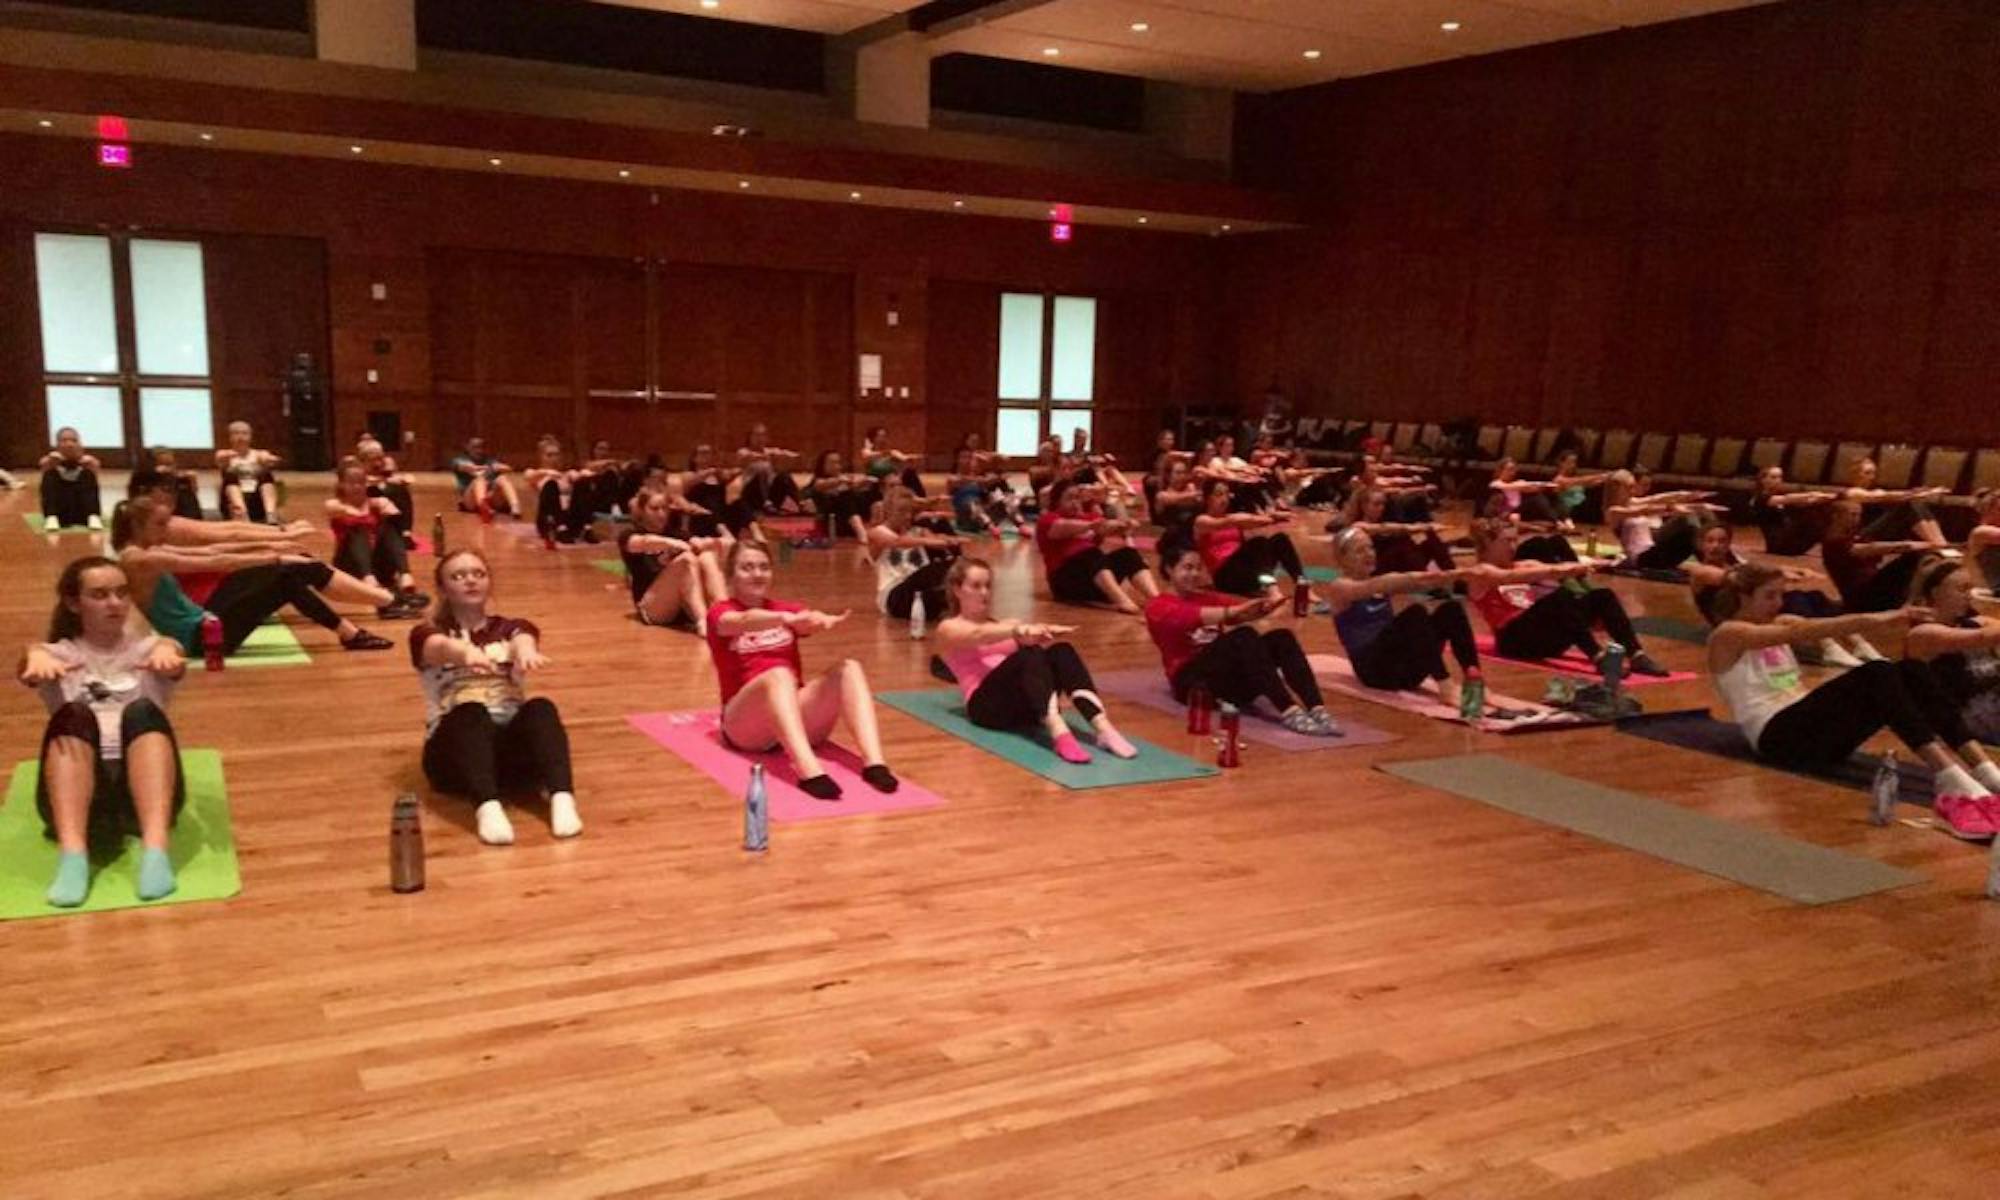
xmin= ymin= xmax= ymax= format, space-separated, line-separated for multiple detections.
xmin=1307 ymin=653 xmax=1597 ymax=733
xmin=1472 ymin=635 xmax=1699 ymax=686
xmin=1631 ymin=614 xmax=1711 ymax=645
xmin=626 ymin=711 xmax=944 ymax=822
xmin=1608 ymin=564 xmax=1690 ymax=584
xmin=22 ymin=512 xmax=95 ymax=534
xmin=1620 ymin=709 xmax=1938 ymax=809
xmin=1090 ymin=668 xmax=1398 ymax=752
xmin=226 ymin=620 xmax=311 ymax=669
xmin=1379 ymin=753 xmax=1920 ymax=905
xmin=876 ymin=688 xmax=1217 ymax=790
xmin=1303 ymin=566 xmax=1343 ymax=583
xmin=409 ymin=533 xmax=435 ymax=557
xmin=587 ymin=558 xmax=628 ymax=578
xmin=0 ymin=749 xmax=242 ymax=919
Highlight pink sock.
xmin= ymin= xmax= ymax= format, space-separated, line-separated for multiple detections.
xmin=1052 ymin=732 xmax=1093 ymax=764
xmin=1094 ymin=724 xmax=1138 ymax=759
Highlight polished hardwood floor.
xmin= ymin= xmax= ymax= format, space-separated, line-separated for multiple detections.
xmin=3 ymin=476 xmax=1998 ymax=1200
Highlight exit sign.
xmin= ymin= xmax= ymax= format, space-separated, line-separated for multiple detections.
xmin=98 ymin=143 xmax=132 ymax=168
xmin=1050 ymin=222 xmax=1072 ymax=243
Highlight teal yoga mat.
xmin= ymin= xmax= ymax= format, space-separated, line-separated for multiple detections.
xmin=877 ymin=688 xmax=1218 ymax=790
xmin=0 ymin=749 xmax=242 ymax=919
xmin=1379 ymin=753 xmax=1920 ymax=905
xmin=1303 ymin=566 xmax=1342 ymax=583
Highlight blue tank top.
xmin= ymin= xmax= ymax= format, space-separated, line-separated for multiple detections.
xmin=148 ymin=573 xmax=207 ymax=654
xmin=1334 ymin=594 xmax=1395 ymax=656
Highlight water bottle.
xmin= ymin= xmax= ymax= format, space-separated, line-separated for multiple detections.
xmin=909 ymin=591 xmax=927 ymax=639
xmin=1187 ymin=686 xmax=1211 ymax=734
xmin=826 ymin=510 xmax=839 ymax=542
xmin=1586 ymin=529 xmax=1601 ymax=558
xmin=1458 ymin=676 xmax=1486 ymax=723
xmin=743 ymin=763 xmax=769 ymax=852
xmin=389 ymin=793 xmax=425 ymax=893
xmin=776 ymin=536 xmax=793 ymax=565
xmin=431 ymin=512 xmax=445 ymax=557
xmin=1986 ymin=839 xmax=2000 ymax=900
xmin=1292 ymin=585 xmax=1310 ymax=618
xmin=1598 ymin=641 xmax=1626 ymax=698
xmin=1217 ymin=703 xmax=1242 ymax=768
xmin=201 ymin=614 xmax=224 ymax=672
xmin=1868 ymin=750 xmax=1898 ymax=827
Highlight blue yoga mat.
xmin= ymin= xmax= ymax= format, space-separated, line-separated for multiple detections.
xmin=877 ymin=688 xmax=1218 ymax=790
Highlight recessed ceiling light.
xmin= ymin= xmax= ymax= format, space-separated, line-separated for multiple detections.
xmin=1441 ymin=21 xmax=1461 ymax=32
xmin=1303 ymin=49 xmax=1322 ymax=60
xmin=198 ymin=132 xmax=214 ymax=141
xmin=1221 ymin=224 xmax=1232 ymax=232
xmin=700 ymin=0 xmax=720 ymax=8
xmin=488 ymin=157 xmax=503 ymax=165
xmin=1130 ymin=22 xmax=1149 ymax=32
xmin=849 ymin=190 xmax=863 ymax=199
xmin=1042 ymin=46 xmax=1060 ymax=57
xmin=952 ymin=200 xmax=965 ymax=208
xmin=1137 ymin=216 xmax=1149 ymax=225
xmin=737 ymin=179 xmax=750 ymax=189
xmin=37 ymin=118 xmax=53 ymax=128
xmin=349 ymin=144 xmax=364 ymax=154
xmin=618 ymin=168 xmax=631 ymax=178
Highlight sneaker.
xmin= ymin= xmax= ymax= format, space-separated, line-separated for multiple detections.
xmin=85 ymin=514 xmax=103 ymax=531
xmin=1306 ymin=706 xmax=1344 ymax=737
xmin=1628 ymin=651 xmax=1669 ymax=678
xmin=929 ymin=654 xmax=957 ymax=684
xmin=375 ymin=599 xmax=422 ymax=620
xmin=1282 ymin=708 xmax=1337 ymax=737
xmin=341 ymin=629 xmax=394 ymax=651
xmin=1932 ymin=795 xmax=1998 ymax=841
xmin=1818 ymin=640 xmax=1864 ymax=670
xmin=400 ymin=589 xmax=431 ymax=607
xmin=42 ymin=515 xmax=58 ymax=532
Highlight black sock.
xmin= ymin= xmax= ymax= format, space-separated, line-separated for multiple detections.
xmin=861 ymin=764 xmax=899 ymax=793
xmin=799 ymin=773 xmax=842 ymax=801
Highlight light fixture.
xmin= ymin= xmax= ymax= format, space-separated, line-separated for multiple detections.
xmin=37 ymin=118 xmax=53 ymax=128
xmin=849 ymin=190 xmax=863 ymax=199
xmin=1221 ymin=224 xmax=1233 ymax=232
xmin=1303 ymin=49 xmax=1322 ymax=60
xmin=349 ymin=144 xmax=364 ymax=154
xmin=488 ymin=157 xmax=503 ymax=165
xmin=737 ymin=179 xmax=750 ymax=188
xmin=1042 ymin=46 xmax=1060 ymax=57
xmin=1137 ymin=216 xmax=1149 ymax=225
xmin=700 ymin=0 xmax=720 ymax=8
xmin=1130 ymin=22 xmax=1149 ymax=32
xmin=618 ymin=168 xmax=631 ymax=178
xmin=199 ymin=132 xmax=214 ymax=141
xmin=1441 ymin=20 xmax=1461 ymax=32
xmin=952 ymin=200 xmax=965 ymax=208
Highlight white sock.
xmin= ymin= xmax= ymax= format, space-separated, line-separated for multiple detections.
xmin=549 ymin=791 xmax=583 ymax=838
xmin=1934 ymin=764 xmax=1993 ymax=799
xmin=475 ymin=799 xmax=515 ymax=845
xmin=1849 ymin=636 xmax=1885 ymax=662
xmin=1973 ymin=762 xmax=2000 ymax=795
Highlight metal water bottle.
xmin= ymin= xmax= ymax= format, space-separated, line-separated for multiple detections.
xmin=1598 ymin=641 xmax=1626 ymax=699
xmin=909 ymin=591 xmax=927 ymax=639
xmin=201 ymin=613 xmax=224 ymax=672
xmin=1187 ymin=686 xmax=1211 ymax=734
xmin=1869 ymin=750 xmax=1899 ymax=827
xmin=1217 ymin=702 xmax=1242 ymax=768
xmin=431 ymin=512 xmax=446 ymax=557
xmin=743 ymin=763 xmax=769 ymax=852
xmin=389 ymin=793 xmax=425 ymax=893
xmin=826 ymin=510 xmax=839 ymax=542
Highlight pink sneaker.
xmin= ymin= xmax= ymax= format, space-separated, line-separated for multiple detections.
xmin=1932 ymin=795 xmax=1999 ymax=841
xmin=1052 ymin=732 xmax=1093 ymax=764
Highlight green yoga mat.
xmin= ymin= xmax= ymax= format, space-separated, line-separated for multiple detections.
xmin=1379 ymin=754 xmax=1920 ymax=905
xmin=878 ymin=688 xmax=1218 ymax=790
xmin=0 ymin=749 xmax=242 ymax=919
xmin=588 ymin=558 xmax=628 ymax=578
xmin=227 ymin=621 xmax=310 ymax=668
xmin=1567 ymin=538 xmax=1624 ymax=560
xmin=1303 ymin=566 xmax=1342 ymax=583
xmin=1631 ymin=614 xmax=1711 ymax=645
xmin=23 ymin=511 xmax=96 ymax=534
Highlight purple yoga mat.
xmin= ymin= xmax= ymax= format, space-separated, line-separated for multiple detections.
xmin=1091 ymin=668 xmax=1398 ymax=752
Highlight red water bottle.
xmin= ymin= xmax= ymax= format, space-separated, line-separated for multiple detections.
xmin=1293 ymin=586 xmax=1311 ymax=617
xmin=1187 ymin=686 xmax=1211 ymax=734
xmin=201 ymin=614 xmax=224 ymax=672
xmin=1217 ymin=703 xmax=1242 ymax=768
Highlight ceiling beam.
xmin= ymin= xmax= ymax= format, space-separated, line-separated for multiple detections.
xmin=905 ymin=0 xmax=1061 ymax=37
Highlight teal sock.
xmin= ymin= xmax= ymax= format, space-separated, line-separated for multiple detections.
xmin=136 ymin=847 xmax=176 ymax=901
xmin=46 ymin=852 xmax=90 ymax=908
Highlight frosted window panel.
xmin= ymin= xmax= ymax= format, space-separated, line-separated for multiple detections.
xmin=996 ymin=406 xmax=1042 ymax=457
xmin=1049 ymin=296 xmax=1096 ymax=402
xmin=1048 ymin=409 xmax=1093 ymax=455
xmin=997 ymin=292 xmax=1045 ymax=400
xmin=131 ymin=240 xmax=210 ymax=376
xmin=45 ymin=385 xmax=124 ymax=447
xmin=140 ymin=387 xmax=215 ymax=449
xmin=34 ymin=233 xmax=119 ymax=373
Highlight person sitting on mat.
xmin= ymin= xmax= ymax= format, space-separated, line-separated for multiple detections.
xmin=866 ymin=490 xmax=962 ymax=622
xmin=1333 ymin=486 xmax=1456 ymax=575
xmin=706 ymin=541 xmax=899 ymax=801
xmin=524 ymin=436 xmax=595 ymax=546
xmin=412 ymin=550 xmax=579 ymax=845
xmin=737 ymin=422 xmax=805 ymax=515
xmin=620 ymin=487 xmax=725 ymax=632
xmin=18 ymin=556 xmax=185 ymax=907
xmin=215 ymin=420 xmax=283 ymax=524
xmin=126 ymin=472 xmax=317 ymax=549
xmin=1748 ymin=465 xmax=1837 ymax=557
xmin=1963 ymin=489 xmax=2000 ymax=595
xmin=861 ymin=426 xmax=925 ymax=497
xmin=1037 ymin=479 xmax=1160 ymax=615
xmin=1686 ymin=523 xmax=1877 ymax=667
xmin=580 ymin=439 xmax=645 ymax=519
xmin=1466 ymin=519 xmax=1669 ymax=677
xmin=1820 ymin=500 xmax=1943 ymax=614
xmin=1841 ymin=455 xmax=1949 ymax=548
xmin=947 ymin=446 xmax=1013 ymax=535
xmin=114 ymin=495 xmax=396 ymax=655
xmin=451 ymin=436 xmax=520 ymax=520
xmin=935 ymin=556 xmax=1137 ymax=763
xmin=1194 ymin=479 xmax=1306 ymax=604
xmin=1601 ymin=467 xmax=1723 ymax=571
xmin=1322 ymin=527 xmax=1483 ymax=709
xmin=1545 ymin=450 xmax=1614 ymax=528
xmin=38 ymin=426 xmax=103 ymax=532
xmin=348 ymin=436 xmax=418 ymax=549
xmin=1904 ymin=558 xmax=2000 ymax=747
xmin=1145 ymin=542 xmax=1339 ymax=737
xmin=1483 ymin=457 xmax=1566 ymax=526
xmin=1706 ymin=563 xmax=2000 ymax=819
xmin=1151 ymin=459 xmax=1203 ymax=554
xmin=805 ymin=451 xmax=876 ymax=542
xmin=131 ymin=445 xmax=204 ymax=521
xmin=325 ymin=464 xmax=427 ymax=620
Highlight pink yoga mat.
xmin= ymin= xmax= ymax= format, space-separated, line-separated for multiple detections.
xmin=1307 ymin=654 xmax=1600 ymax=734
xmin=1091 ymin=668 xmax=1397 ymax=752
xmin=626 ymin=710 xmax=944 ymax=822
xmin=1471 ymin=636 xmax=1698 ymax=686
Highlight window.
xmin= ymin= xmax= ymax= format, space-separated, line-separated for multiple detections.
xmin=995 ymin=291 xmax=1097 ymax=456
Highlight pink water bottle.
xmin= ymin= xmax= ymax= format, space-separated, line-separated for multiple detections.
xmin=1217 ymin=703 xmax=1242 ymax=768
xmin=1186 ymin=686 xmax=1211 ymax=734
xmin=201 ymin=614 xmax=224 ymax=672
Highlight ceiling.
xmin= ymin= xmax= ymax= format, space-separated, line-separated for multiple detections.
xmin=600 ymin=0 xmax=1784 ymax=92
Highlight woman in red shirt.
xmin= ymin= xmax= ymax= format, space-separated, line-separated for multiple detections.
xmin=706 ymin=541 xmax=900 ymax=802
xmin=1192 ymin=480 xmax=1305 ymax=601
xmin=1465 ymin=519 xmax=1667 ymax=676
xmin=325 ymin=464 xmax=426 ymax=619
xmin=1036 ymin=479 xmax=1159 ymax=614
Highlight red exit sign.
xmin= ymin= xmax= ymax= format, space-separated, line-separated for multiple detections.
xmin=98 ymin=143 xmax=132 ymax=168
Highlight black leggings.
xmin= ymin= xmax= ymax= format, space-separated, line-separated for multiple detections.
xmin=40 ymin=467 xmax=101 ymax=527
xmin=421 ymin=698 xmax=573 ymax=801
xmin=225 ymin=473 xmax=273 ymax=522
xmin=1494 ymin=586 xmax=1642 ymax=662
xmin=1860 ymin=500 xmax=1934 ymax=543
xmin=335 ymin=524 xmax=409 ymax=591
xmin=1211 ymin=534 xmax=1305 ymax=596
xmin=37 ymin=699 xmax=184 ymax=840
xmin=202 ymin=561 xmax=344 ymax=653
xmin=1516 ymin=534 xmax=1579 ymax=563
xmin=809 ymin=487 xmax=873 ymax=538
xmin=1172 ymin=626 xmax=1323 ymax=713
xmin=966 ymin=642 xmax=1102 ymax=730
xmin=1373 ymin=531 xmax=1455 ymax=574
xmin=742 ymin=470 xmax=803 ymax=512
xmin=1756 ymin=659 xmax=1970 ymax=765
xmin=1295 ymin=473 xmax=1345 ymax=507
xmin=1844 ymin=551 xmax=1929 ymax=614
xmin=369 ymin=481 xmax=416 ymax=537
xmin=168 ymin=479 xmax=203 ymax=521
xmin=536 ymin=480 xmax=591 ymax=543
xmin=1633 ymin=516 xmax=1705 ymax=571
xmin=884 ymin=559 xmax=951 ymax=620
xmin=1350 ymin=602 xmax=1480 ymax=691
xmin=1049 ymin=545 xmax=1148 ymax=605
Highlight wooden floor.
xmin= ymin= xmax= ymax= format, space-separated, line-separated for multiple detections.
xmin=4 ymin=477 xmax=2000 ymax=1200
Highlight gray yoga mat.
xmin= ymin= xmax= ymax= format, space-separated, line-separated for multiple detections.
xmin=1631 ymin=614 xmax=1711 ymax=645
xmin=1378 ymin=753 xmax=1921 ymax=905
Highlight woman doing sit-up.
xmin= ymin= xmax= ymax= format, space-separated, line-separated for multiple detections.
xmin=1686 ymin=523 xmax=1876 ymax=667
xmin=1144 ymin=542 xmax=1340 ymax=736
xmin=1037 ymin=479 xmax=1159 ymax=614
xmin=1322 ymin=528 xmax=1482 ymax=706
xmin=1466 ymin=518 xmax=1668 ymax=676
xmin=1331 ymin=486 xmax=1455 ymax=574
xmin=1965 ymin=489 xmax=2000 ymax=594
xmin=1841 ymin=455 xmax=1949 ymax=547
xmin=326 ymin=464 xmax=426 ymax=619
xmin=1707 ymin=563 xmax=2000 ymax=808
xmin=619 ymin=487 xmax=725 ymax=631
xmin=706 ymin=541 xmax=899 ymax=801
xmin=19 ymin=557 xmax=185 ymax=907
xmin=114 ymin=496 xmax=396 ymax=654
xmin=1601 ymin=467 xmax=1721 ymax=571
xmin=1748 ymin=465 xmax=1836 ymax=556
xmin=935 ymin=557 xmax=1136 ymax=763
xmin=1904 ymin=558 xmax=2000 ymax=747
xmin=413 ymin=551 xmax=579 ymax=845
xmin=1193 ymin=480 xmax=1305 ymax=602
xmin=806 ymin=451 xmax=875 ymax=541
xmin=1819 ymin=500 xmax=1941 ymax=614
xmin=865 ymin=490 xmax=962 ymax=621
xmin=216 ymin=420 xmax=283 ymax=524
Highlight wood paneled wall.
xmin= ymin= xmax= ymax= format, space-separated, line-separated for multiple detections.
xmin=1227 ymin=0 xmax=2000 ymax=448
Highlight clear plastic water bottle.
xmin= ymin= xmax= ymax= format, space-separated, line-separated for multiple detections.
xmin=1869 ymin=750 xmax=1898 ymax=827
xmin=390 ymin=793 xmax=425 ymax=893
xmin=1458 ymin=676 xmax=1486 ymax=723
xmin=743 ymin=763 xmax=769 ymax=852
xmin=201 ymin=613 xmax=224 ymax=672
xmin=909 ymin=591 xmax=927 ymax=639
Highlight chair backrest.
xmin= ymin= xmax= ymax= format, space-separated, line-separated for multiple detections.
xmin=1292 ymin=417 xmax=1331 ymax=448
xmin=1788 ymin=440 xmax=1831 ymax=484
xmin=1390 ymin=422 xmax=1418 ymax=451
xmin=1669 ymin=433 xmax=1710 ymax=476
xmin=1709 ymin=436 xmax=1748 ymax=477
xmin=1530 ymin=427 xmax=1563 ymax=462
xmin=1634 ymin=431 xmax=1672 ymax=471
xmin=1415 ymin=423 xmax=1443 ymax=452
xmin=1568 ymin=429 xmax=1602 ymax=465
xmin=1476 ymin=425 xmax=1505 ymax=456
xmin=1831 ymin=441 xmax=1878 ymax=486
xmin=1501 ymin=426 xmax=1534 ymax=461
xmin=1748 ymin=438 xmax=1789 ymax=472
xmin=1875 ymin=443 xmax=1918 ymax=489
xmin=1920 ymin=446 xmax=1969 ymax=492
xmin=1597 ymin=429 xmax=1636 ymax=470
xmin=1367 ymin=420 xmax=1392 ymax=444
xmin=1971 ymin=448 xmax=2000 ymax=493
